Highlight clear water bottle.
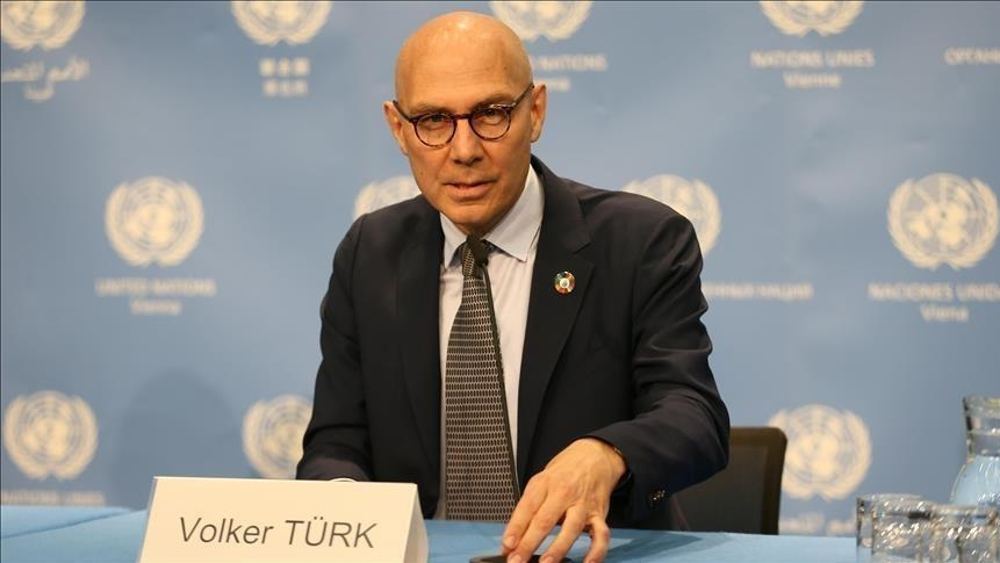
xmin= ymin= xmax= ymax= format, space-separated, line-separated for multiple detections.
xmin=950 ymin=395 xmax=1000 ymax=509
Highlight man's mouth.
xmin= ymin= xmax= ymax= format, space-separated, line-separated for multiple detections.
xmin=447 ymin=180 xmax=493 ymax=189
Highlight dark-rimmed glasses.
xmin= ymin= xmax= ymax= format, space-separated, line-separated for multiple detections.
xmin=393 ymin=83 xmax=534 ymax=147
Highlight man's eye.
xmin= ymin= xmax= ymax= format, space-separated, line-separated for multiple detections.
xmin=477 ymin=107 xmax=506 ymax=121
xmin=422 ymin=114 xmax=452 ymax=125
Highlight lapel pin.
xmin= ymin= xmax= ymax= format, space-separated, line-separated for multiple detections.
xmin=554 ymin=271 xmax=575 ymax=295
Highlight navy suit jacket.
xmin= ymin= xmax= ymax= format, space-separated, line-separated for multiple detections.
xmin=298 ymin=156 xmax=729 ymax=529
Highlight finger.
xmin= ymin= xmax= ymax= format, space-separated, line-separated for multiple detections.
xmin=582 ymin=518 xmax=611 ymax=563
xmin=511 ymin=493 xmax=569 ymax=561
xmin=502 ymin=478 xmax=547 ymax=554
xmin=541 ymin=506 xmax=587 ymax=563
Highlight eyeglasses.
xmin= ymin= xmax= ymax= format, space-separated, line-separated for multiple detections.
xmin=393 ymin=83 xmax=534 ymax=147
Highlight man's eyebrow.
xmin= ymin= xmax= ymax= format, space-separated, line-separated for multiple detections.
xmin=407 ymin=92 xmax=519 ymax=115
xmin=406 ymin=102 xmax=450 ymax=115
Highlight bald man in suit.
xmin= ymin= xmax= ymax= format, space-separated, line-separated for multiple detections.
xmin=298 ymin=12 xmax=729 ymax=563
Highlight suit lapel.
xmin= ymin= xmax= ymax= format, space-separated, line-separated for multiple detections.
xmin=397 ymin=207 xmax=443 ymax=475
xmin=516 ymin=157 xmax=593 ymax=481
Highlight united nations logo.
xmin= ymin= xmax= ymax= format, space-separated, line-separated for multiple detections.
xmin=242 ymin=395 xmax=311 ymax=479
xmin=105 ymin=177 xmax=204 ymax=267
xmin=231 ymin=0 xmax=331 ymax=46
xmin=2 ymin=391 xmax=98 ymax=480
xmin=622 ymin=175 xmax=722 ymax=254
xmin=490 ymin=0 xmax=592 ymax=43
xmin=760 ymin=1 xmax=864 ymax=37
xmin=769 ymin=404 xmax=871 ymax=501
xmin=0 ymin=0 xmax=85 ymax=51
xmin=888 ymin=174 xmax=999 ymax=270
xmin=353 ymin=175 xmax=421 ymax=219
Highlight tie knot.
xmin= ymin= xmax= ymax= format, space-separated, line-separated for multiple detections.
xmin=459 ymin=240 xmax=493 ymax=278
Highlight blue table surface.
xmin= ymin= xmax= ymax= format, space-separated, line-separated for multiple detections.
xmin=0 ymin=506 xmax=856 ymax=562
xmin=0 ymin=505 xmax=131 ymax=539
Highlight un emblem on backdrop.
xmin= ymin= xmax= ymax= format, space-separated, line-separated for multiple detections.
xmin=105 ymin=177 xmax=204 ymax=267
xmin=353 ymin=176 xmax=421 ymax=220
xmin=759 ymin=1 xmax=863 ymax=37
xmin=490 ymin=0 xmax=592 ymax=42
xmin=2 ymin=391 xmax=98 ymax=480
xmin=231 ymin=0 xmax=331 ymax=46
xmin=769 ymin=404 xmax=871 ymax=501
xmin=622 ymin=175 xmax=722 ymax=254
xmin=888 ymin=174 xmax=998 ymax=270
xmin=0 ymin=0 xmax=84 ymax=51
xmin=242 ymin=395 xmax=311 ymax=479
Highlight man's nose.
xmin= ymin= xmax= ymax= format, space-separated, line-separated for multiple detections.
xmin=448 ymin=118 xmax=484 ymax=165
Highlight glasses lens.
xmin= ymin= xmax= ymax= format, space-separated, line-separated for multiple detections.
xmin=471 ymin=107 xmax=510 ymax=140
xmin=416 ymin=114 xmax=454 ymax=146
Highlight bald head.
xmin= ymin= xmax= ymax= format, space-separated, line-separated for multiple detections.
xmin=383 ymin=11 xmax=547 ymax=237
xmin=394 ymin=11 xmax=532 ymax=103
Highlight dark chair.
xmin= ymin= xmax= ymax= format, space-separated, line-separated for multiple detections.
xmin=674 ymin=426 xmax=788 ymax=535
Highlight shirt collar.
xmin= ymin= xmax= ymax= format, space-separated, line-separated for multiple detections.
xmin=441 ymin=163 xmax=544 ymax=267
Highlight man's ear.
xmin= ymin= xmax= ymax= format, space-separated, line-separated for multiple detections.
xmin=384 ymin=101 xmax=409 ymax=156
xmin=529 ymin=83 xmax=548 ymax=143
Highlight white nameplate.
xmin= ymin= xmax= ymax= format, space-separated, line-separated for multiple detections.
xmin=138 ymin=477 xmax=427 ymax=563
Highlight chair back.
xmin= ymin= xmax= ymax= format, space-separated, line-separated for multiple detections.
xmin=674 ymin=426 xmax=787 ymax=534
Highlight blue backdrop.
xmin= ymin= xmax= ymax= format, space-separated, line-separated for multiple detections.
xmin=2 ymin=0 xmax=998 ymax=536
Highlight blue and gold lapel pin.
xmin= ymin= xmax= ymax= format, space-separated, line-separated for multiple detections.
xmin=554 ymin=271 xmax=575 ymax=295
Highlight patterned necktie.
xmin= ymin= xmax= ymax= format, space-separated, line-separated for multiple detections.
xmin=444 ymin=239 xmax=519 ymax=521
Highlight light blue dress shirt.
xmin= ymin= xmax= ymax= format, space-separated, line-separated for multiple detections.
xmin=434 ymin=163 xmax=544 ymax=518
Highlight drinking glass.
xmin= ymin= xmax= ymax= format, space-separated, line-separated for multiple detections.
xmin=858 ymin=494 xmax=921 ymax=562
xmin=929 ymin=504 xmax=999 ymax=563
xmin=871 ymin=498 xmax=934 ymax=562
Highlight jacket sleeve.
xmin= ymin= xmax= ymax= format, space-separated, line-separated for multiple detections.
xmin=588 ymin=212 xmax=730 ymax=523
xmin=296 ymin=215 xmax=373 ymax=482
